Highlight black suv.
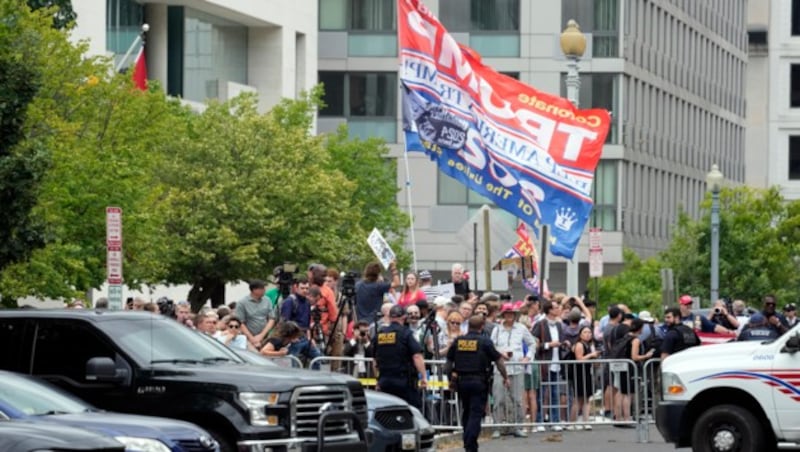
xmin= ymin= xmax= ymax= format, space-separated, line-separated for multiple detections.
xmin=0 ymin=310 xmax=368 ymax=452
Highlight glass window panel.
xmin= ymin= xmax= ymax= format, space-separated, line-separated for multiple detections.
xmin=106 ymin=0 xmax=144 ymax=57
xmin=467 ymin=207 xmax=517 ymax=230
xmin=790 ymin=136 xmax=800 ymax=180
xmin=183 ymin=9 xmax=247 ymax=103
xmin=561 ymin=0 xmax=594 ymax=33
xmin=320 ymin=0 xmax=347 ymax=30
xmin=467 ymin=188 xmax=491 ymax=205
xmin=438 ymin=171 xmax=468 ymax=204
xmin=348 ymin=119 xmax=397 ymax=142
xmin=469 ymin=34 xmax=520 ymax=57
xmin=348 ymin=73 xmax=396 ymax=117
xmin=792 ymin=65 xmax=800 ymax=108
xmin=593 ymin=0 xmax=618 ymax=57
xmin=794 ymin=0 xmax=800 ymax=36
xmin=439 ymin=0 xmax=470 ymax=31
xmin=348 ymin=34 xmax=398 ymax=57
xmin=351 ymin=0 xmax=395 ymax=31
xmin=471 ymin=0 xmax=519 ymax=31
xmin=319 ymin=72 xmax=345 ymax=116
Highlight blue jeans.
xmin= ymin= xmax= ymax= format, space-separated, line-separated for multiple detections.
xmin=537 ymin=370 xmax=565 ymax=424
xmin=288 ymin=337 xmax=321 ymax=369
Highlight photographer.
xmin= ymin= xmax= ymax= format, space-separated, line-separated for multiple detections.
xmin=708 ymin=299 xmax=739 ymax=332
xmin=344 ymin=320 xmax=375 ymax=378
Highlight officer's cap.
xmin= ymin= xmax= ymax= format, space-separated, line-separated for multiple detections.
xmin=389 ymin=305 xmax=406 ymax=318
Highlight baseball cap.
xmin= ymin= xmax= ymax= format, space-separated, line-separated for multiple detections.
xmin=433 ymin=296 xmax=450 ymax=308
xmin=679 ymin=295 xmax=693 ymax=305
xmin=749 ymin=312 xmax=765 ymax=324
xmin=500 ymin=302 xmax=518 ymax=314
xmin=638 ymin=311 xmax=655 ymax=323
xmin=784 ymin=303 xmax=796 ymax=312
xmin=418 ymin=270 xmax=432 ymax=280
xmin=389 ymin=305 xmax=406 ymax=318
xmin=567 ymin=307 xmax=582 ymax=322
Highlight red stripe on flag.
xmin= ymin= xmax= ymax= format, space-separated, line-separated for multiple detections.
xmin=132 ymin=49 xmax=147 ymax=91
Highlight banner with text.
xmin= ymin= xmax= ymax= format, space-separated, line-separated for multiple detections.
xmin=399 ymin=0 xmax=611 ymax=258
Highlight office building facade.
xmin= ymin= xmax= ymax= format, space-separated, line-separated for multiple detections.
xmin=317 ymin=0 xmax=748 ymax=291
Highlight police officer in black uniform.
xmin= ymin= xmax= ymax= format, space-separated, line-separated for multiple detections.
xmin=373 ymin=305 xmax=427 ymax=409
xmin=445 ymin=315 xmax=509 ymax=452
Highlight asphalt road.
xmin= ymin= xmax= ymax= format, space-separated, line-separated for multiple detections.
xmin=440 ymin=425 xmax=690 ymax=451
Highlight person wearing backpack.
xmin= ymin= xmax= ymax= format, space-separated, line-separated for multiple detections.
xmin=613 ymin=319 xmax=654 ymax=427
xmin=661 ymin=307 xmax=701 ymax=359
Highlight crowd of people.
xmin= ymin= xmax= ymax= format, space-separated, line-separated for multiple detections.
xmin=78 ymin=262 xmax=798 ymax=441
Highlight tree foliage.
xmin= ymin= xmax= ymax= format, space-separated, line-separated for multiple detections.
xmin=27 ymin=0 xmax=76 ymax=29
xmin=156 ymin=92 xmax=364 ymax=310
xmin=322 ymin=125 xmax=410 ymax=271
xmin=599 ymin=187 xmax=800 ymax=314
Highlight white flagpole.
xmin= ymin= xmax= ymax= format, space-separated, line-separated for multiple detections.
xmin=402 ymin=150 xmax=418 ymax=273
xmin=114 ymin=23 xmax=149 ymax=73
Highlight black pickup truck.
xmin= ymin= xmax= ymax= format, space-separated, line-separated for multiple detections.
xmin=0 ymin=310 xmax=368 ymax=452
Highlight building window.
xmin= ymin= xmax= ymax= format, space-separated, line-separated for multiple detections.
xmin=792 ymin=65 xmax=800 ymax=108
xmin=439 ymin=0 xmax=520 ymax=57
xmin=591 ymin=160 xmax=618 ymax=230
xmin=562 ymin=0 xmax=619 ymax=57
xmin=790 ymin=136 xmax=800 ymax=180
xmin=320 ymin=0 xmax=395 ymax=31
xmin=560 ymin=73 xmax=619 ymax=144
xmin=182 ymin=9 xmax=248 ymax=103
xmin=793 ymin=0 xmax=800 ymax=36
xmin=319 ymin=71 xmax=397 ymax=141
xmin=106 ymin=0 xmax=144 ymax=60
xmin=437 ymin=170 xmax=517 ymax=229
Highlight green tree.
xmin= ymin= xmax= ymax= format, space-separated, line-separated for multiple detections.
xmin=322 ymin=125 xmax=410 ymax=271
xmin=661 ymin=187 xmax=800 ymax=305
xmin=157 ymin=92 xmax=362 ymax=310
xmin=27 ymin=0 xmax=76 ymax=29
xmin=597 ymin=248 xmax=663 ymax=314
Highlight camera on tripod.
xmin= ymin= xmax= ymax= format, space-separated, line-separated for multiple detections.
xmin=273 ymin=263 xmax=297 ymax=299
xmin=341 ymin=271 xmax=357 ymax=298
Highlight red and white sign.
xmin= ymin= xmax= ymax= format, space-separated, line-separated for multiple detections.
xmin=106 ymin=207 xmax=123 ymax=246
xmin=589 ymin=250 xmax=603 ymax=278
xmin=107 ymin=245 xmax=123 ymax=285
xmin=589 ymin=227 xmax=602 ymax=251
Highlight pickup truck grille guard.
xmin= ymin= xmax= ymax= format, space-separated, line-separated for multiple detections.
xmin=291 ymin=385 xmax=353 ymax=438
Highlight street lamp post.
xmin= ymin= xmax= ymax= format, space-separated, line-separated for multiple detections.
xmin=560 ymin=20 xmax=586 ymax=296
xmin=706 ymin=164 xmax=724 ymax=304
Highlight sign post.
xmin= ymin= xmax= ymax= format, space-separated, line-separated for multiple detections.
xmin=588 ymin=228 xmax=603 ymax=302
xmin=106 ymin=207 xmax=123 ymax=310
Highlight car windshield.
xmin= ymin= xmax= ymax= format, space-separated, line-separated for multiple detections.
xmin=0 ymin=373 xmax=88 ymax=416
xmin=98 ymin=317 xmax=245 ymax=366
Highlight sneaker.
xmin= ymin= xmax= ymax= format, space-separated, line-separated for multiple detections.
xmin=551 ymin=425 xmax=564 ymax=432
xmin=512 ymin=429 xmax=528 ymax=438
xmin=491 ymin=430 xmax=501 ymax=439
xmin=565 ymin=425 xmax=575 ymax=431
xmin=584 ymin=425 xmax=593 ymax=431
xmin=535 ymin=425 xmax=546 ymax=433
xmin=574 ymin=425 xmax=584 ymax=431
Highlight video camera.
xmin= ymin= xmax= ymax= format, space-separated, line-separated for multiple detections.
xmin=341 ymin=271 xmax=357 ymax=298
xmin=273 ymin=263 xmax=297 ymax=299
xmin=156 ymin=297 xmax=175 ymax=318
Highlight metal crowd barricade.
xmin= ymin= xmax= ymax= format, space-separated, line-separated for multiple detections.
xmin=303 ymin=355 xmax=653 ymax=441
xmin=639 ymin=357 xmax=662 ymax=443
xmin=307 ymin=356 xmax=379 ymax=389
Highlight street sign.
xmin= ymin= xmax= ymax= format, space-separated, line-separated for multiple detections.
xmin=108 ymin=284 xmax=123 ymax=310
xmin=107 ymin=245 xmax=123 ymax=285
xmin=589 ymin=227 xmax=602 ymax=251
xmin=106 ymin=207 xmax=123 ymax=246
xmin=589 ymin=250 xmax=603 ymax=278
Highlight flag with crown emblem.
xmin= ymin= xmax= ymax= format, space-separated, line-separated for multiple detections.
xmin=399 ymin=0 xmax=611 ymax=258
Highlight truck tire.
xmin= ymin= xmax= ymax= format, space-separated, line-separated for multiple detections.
xmin=691 ymin=404 xmax=765 ymax=452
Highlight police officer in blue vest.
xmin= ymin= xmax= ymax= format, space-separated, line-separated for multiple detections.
xmin=374 ymin=305 xmax=428 ymax=409
xmin=445 ymin=315 xmax=509 ymax=452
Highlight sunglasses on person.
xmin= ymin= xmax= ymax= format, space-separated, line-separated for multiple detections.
xmin=228 ymin=323 xmax=241 ymax=329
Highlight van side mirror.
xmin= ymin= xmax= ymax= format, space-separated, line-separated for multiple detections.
xmin=86 ymin=357 xmax=127 ymax=383
xmin=781 ymin=335 xmax=800 ymax=354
